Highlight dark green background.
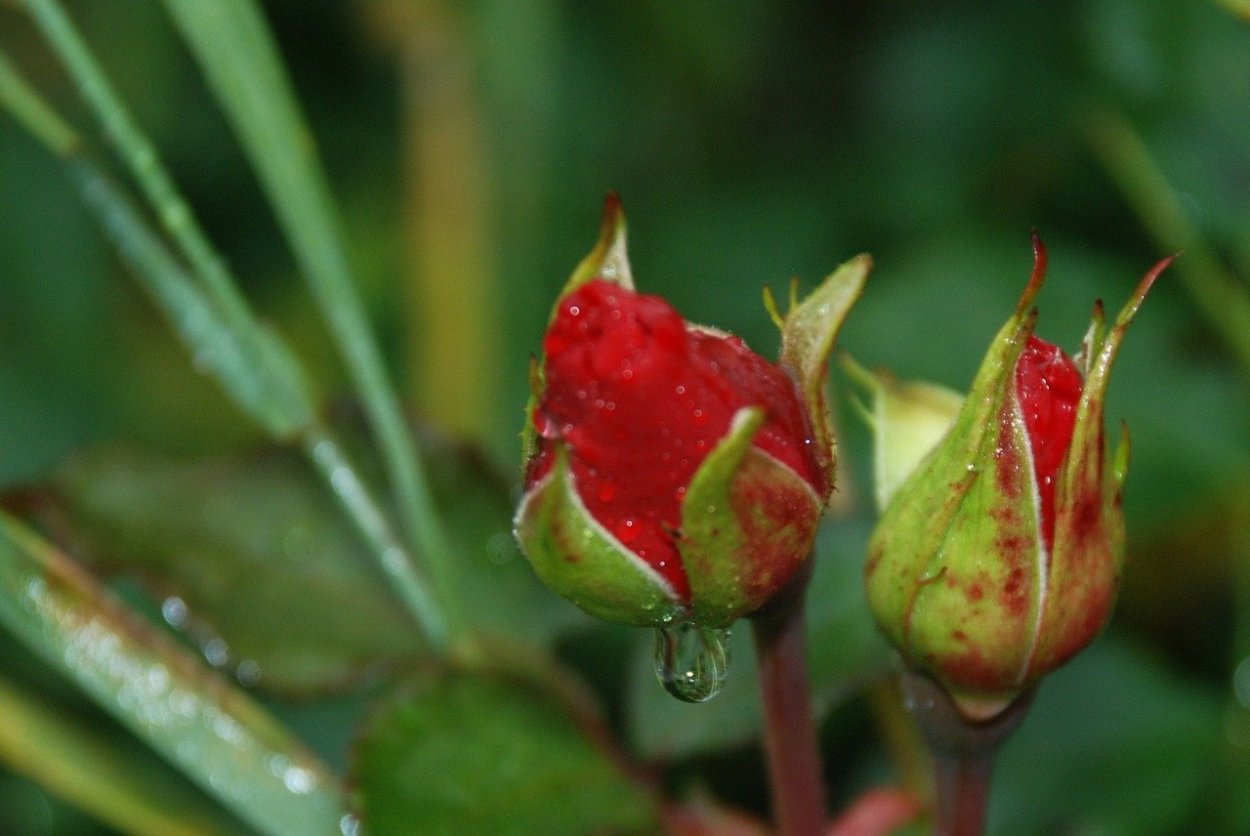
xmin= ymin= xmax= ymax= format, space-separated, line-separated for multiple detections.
xmin=2 ymin=2 xmax=1248 ymax=833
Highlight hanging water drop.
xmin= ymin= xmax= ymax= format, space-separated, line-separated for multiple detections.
xmin=653 ymin=622 xmax=730 ymax=703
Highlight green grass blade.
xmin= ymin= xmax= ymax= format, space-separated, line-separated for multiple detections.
xmin=1087 ymin=109 xmax=1250 ymax=377
xmin=0 ymin=512 xmax=349 ymax=836
xmin=0 ymin=48 xmax=78 ymax=156
xmin=0 ymin=675 xmax=247 ymax=836
xmin=159 ymin=0 xmax=463 ymax=639
xmin=67 ymin=157 xmax=316 ymax=438
xmin=22 ymin=0 xmax=255 ymax=337
xmin=0 ymin=33 xmax=448 ymax=648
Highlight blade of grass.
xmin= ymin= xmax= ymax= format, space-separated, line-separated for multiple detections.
xmin=0 ymin=511 xmax=349 ymax=836
xmin=0 ymin=36 xmax=449 ymax=649
xmin=1087 ymin=109 xmax=1250 ymax=376
xmin=158 ymin=0 xmax=463 ymax=638
xmin=0 ymin=675 xmax=247 ymax=836
xmin=22 ymin=0 xmax=254 ymax=342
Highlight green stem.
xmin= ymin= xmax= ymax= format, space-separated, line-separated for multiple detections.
xmin=749 ymin=572 xmax=826 ymax=836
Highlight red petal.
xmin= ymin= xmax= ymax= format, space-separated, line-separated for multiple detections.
xmin=1014 ymin=334 xmax=1083 ymax=551
xmin=529 ymin=279 xmax=820 ymax=602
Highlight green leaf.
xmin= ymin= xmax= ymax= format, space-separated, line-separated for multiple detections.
xmin=0 ymin=511 xmax=348 ymax=836
xmin=352 ymin=671 xmax=658 ymax=836
xmin=37 ymin=445 xmax=422 ymax=692
xmin=0 ymin=675 xmax=247 ymax=836
xmin=24 ymin=432 xmax=583 ymax=692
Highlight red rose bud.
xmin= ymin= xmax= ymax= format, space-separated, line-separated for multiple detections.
xmin=515 ymin=197 xmax=870 ymax=628
xmin=861 ymin=236 xmax=1174 ymax=718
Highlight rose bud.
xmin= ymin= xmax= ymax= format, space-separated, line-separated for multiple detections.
xmin=514 ymin=196 xmax=869 ymax=628
xmin=859 ymin=236 xmax=1173 ymax=719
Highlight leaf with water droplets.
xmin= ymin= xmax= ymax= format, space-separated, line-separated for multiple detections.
xmin=352 ymin=670 xmax=658 ymax=836
xmin=0 ymin=510 xmax=347 ymax=836
xmin=18 ymin=428 xmax=583 ymax=693
xmin=23 ymin=445 xmax=423 ymax=693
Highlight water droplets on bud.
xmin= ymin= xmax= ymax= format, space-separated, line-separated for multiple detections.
xmin=653 ymin=622 xmax=731 ymax=703
xmin=615 ymin=518 xmax=639 ymax=543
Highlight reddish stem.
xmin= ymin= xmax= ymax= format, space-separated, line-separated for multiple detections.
xmin=750 ymin=572 xmax=826 ymax=836
xmin=931 ymin=751 xmax=994 ymax=836
xmin=900 ymin=671 xmax=1036 ymax=836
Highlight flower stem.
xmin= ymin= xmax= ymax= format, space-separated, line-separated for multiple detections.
xmin=749 ymin=571 xmax=826 ymax=836
xmin=930 ymin=751 xmax=994 ymax=836
xmin=900 ymin=671 xmax=1036 ymax=836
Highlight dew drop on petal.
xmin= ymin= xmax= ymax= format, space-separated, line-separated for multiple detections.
xmin=615 ymin=518 xmax=639 ymax=543
xmin=653 ymin=623 xmax=731 ymax=703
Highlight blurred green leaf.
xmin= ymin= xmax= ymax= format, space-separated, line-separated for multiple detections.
xmin=33 ymin=445 xmax=422 ymax=692
xmin=0 ymin=511 xmax=347 ymax=836
xmin=990 ymin=635 xmax=1223 ymax=835
xmin=0 ymin=675 xmax=246 ymax=836
xmin=20 ymin=429 xmax=582 ymax=692
xmin=352 ymin=670 xmax=659 ymax=836
xmin=627 ymin=515 xmax=890 ymax=758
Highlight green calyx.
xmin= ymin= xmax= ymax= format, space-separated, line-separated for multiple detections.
xmin=768 ymin=254 xmax=872 ymax=496
xmin=681 ymin=407 xmax=824 ymax=628
xmin=514 ymin=409 xmax=825 ymax=630
xmin=514 ymin=444 xmax=685 ymax=628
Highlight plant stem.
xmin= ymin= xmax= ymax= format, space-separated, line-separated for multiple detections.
xmin=900 ymin=671 xmax=1035 ymax=836
xmin=930 ymin=751 xmax=994 ymax=836
xmin=750 ymin=571 xmax=826 ymax=836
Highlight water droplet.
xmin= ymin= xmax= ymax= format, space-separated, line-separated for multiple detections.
xmin=161 ymin=596 xmax=188 ymax=628
xmin=236 ymin=659 xmax=262 ymax=686
xmin=486 ymin=532 xmax=516 ymax=566
xmin=340 ymin=814 xmax=362 ymax=836
xmin=653 ymin=623 xmax=731 ymax=703
xmin=283 ymin=765 xmax=317 ymax=794
xmin=203 ymin=637 xmax=229 ymax=667
xmin=615 ymin=518 xmax=639 ymax=543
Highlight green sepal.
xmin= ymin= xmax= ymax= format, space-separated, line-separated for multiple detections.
xmin=1024 ymin=257 xmax=1170 ymax=675
xmin=681 ymin=407 xmax=823 ymax=628
xmin=514 ymin=444 xmax=685 ymax=627
xmin=775 ymin=254 xmax=872 ymax=493
xmin=866 ymin=252 xmax=1044 ymax=713
xmin=554 ymin=193 xmax=633 ymax=314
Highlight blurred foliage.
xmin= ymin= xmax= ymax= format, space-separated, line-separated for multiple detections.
xmin=1 ymin=1 xmax=1248 ymax=834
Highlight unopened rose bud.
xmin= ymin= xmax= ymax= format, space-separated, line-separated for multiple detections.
xmin=515 ymin=197 xmax=869 ymax=628
xmin=861 ymin=236 xmax=1173 ymax=718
